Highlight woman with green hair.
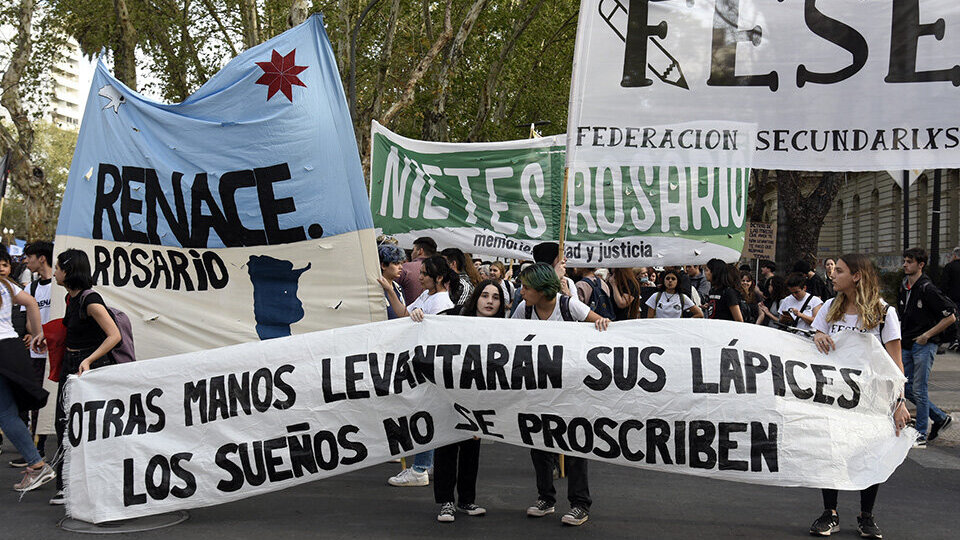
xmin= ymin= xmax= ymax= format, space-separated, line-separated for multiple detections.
xmin=510 ymin=262 xmax=609 ymax=527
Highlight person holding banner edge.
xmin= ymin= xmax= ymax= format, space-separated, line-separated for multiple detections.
xmin=49 ymin=249 xmax=122 ymax=505
xmin=431 ymin=280 xmax=505 ymax=522
xmin=809 ymin=253 xmax=910 ymax=539
xmin=512 ymin=262 xmax=609 ymax=527
xmin=388 ymin=255 xmax=458 ymax=488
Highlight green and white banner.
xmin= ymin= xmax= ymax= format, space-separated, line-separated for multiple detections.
xmin=369 ymin=121 xmax=750 ymax=267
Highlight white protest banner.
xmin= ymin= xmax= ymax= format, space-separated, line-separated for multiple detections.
xmin=568 ymin=1 xmax=960 ymax=172
xmin=369 ymin=121 xmax=751 ymax=266
xmin=64 ymin=318 xmax=911 ymax=523
xmin=53 ymin=16 xmax=385 ymax=360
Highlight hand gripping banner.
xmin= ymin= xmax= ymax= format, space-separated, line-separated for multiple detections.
xmin=64 ymin=318 xmax=912 ymax=523
xmin=54 ymin=15 xmax=385 ymax=359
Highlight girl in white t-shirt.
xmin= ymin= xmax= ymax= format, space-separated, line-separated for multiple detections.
xmin=388 ymin=255 xmax=458 ymax=489
xmin=645 ymin=269 xmax=703 ymax=319
xmin=407 ymin=256 xmax=458 ymax=322
xmin=806 ymin=253 xmax=909 ymax=539
xmin=0 ymin=274 xmax=52 ymax=491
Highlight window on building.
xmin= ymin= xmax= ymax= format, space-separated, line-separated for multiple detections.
xmin=837 ymin=199 xmax=845 ymax=253
xmin=871 ymin=188 xmax=880 ymax=253
xmin=853 ymin=195 xmax=861 ymax=252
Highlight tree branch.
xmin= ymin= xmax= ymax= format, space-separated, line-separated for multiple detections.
xmin=348 ymin=0 xmax=383 ymax=122
xmin=468 ymin=0 xmax=545 ymax=141
xmin=199 ymin=0 xmax=239 ymax=56
xmin=380 ymin=0 xmax=454 ymax=126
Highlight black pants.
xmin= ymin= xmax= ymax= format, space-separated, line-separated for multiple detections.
xmin=531 ymin=449 xmax=591 ymax=509
xmin=55 ymin=348 xmax=113 ymax=490
xmin=821 ymin=484 xmax=880 ymax=514
xmin=433 ymin=439 xmax=480 ymax=504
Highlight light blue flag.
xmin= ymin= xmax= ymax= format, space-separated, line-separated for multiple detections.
xmin=54 ymin=14 xmax=386 ymax=359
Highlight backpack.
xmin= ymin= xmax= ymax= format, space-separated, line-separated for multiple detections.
xmin=525 ymin=295 xmax=575 ymax=321
xmin=937 ymin=294 xmax=960 ymax=344
xmin=580 ymin=277 xmax=617 ymax=320
xmin=912 ymin=281 xmax=960 ymax=344
xmin=75 ymin=290 xmax=136 ymax=364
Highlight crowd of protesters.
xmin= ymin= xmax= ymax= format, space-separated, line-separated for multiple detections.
xmin=375 ymin=235 xmax=958 ymax=536
xmin=0 ymin=236 xmax=957 ymax=537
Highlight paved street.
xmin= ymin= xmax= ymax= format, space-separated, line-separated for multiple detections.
xmin=2 ymin=350 xmax=959 ymax=539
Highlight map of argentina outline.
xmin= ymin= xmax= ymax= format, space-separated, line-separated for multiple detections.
xmin=247 ymin=255 xmax=312 ymax=340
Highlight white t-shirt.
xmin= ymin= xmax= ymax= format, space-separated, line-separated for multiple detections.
xmin=778 ymin=292 xmax=824 ymax=331
xmin=408 ymin=290 xmax=454 ymax=316
xmin=511 ymin=294 xmax=591 ymax=322
xmin=811 ymin=298 xmax=901 ymax=344
xmin=21 ymin=280 xmax=53 ymax=358
xmin=0 ymin=281 xmax=24 ymax=340
xmin=645 ymin=291 xmax=696 ymax=319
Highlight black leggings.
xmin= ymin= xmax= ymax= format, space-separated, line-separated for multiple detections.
xmin=821 ymin=484 xmax=880 ymax=514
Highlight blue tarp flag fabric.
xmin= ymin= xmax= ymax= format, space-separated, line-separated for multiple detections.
xmin=54 ymin=14 xmax=386 ymax=359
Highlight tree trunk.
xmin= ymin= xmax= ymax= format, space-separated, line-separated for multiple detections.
xmin=422 ymin=0 xmax=434 ymax=41
xmin=288 ymin=0 xmax=311 ymax=28
xmin=422 ymin=0 xmax=490 ymax=141
xmin=774 ymin=171 xmax=843 ymax=270
xmin=240 ymin=0 xmax=259 ymax=49
xmin=113 ymin=0 xmax=138 ymax=89
xmin=748 ymin=169 xmax=770 ymax=223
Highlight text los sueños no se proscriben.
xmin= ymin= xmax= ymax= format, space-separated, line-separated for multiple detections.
xmin=67 ymin=339 xmax=865 ymax=507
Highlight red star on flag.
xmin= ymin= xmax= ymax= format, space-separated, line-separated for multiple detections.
xmin=255 ymin=49 xmax=308 ymax=102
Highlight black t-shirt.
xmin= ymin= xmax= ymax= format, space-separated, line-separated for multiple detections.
xmin=64 ymin=292 xmax=108 ymax=349
xmin=708 ymin=286 xmax=741 ymax=320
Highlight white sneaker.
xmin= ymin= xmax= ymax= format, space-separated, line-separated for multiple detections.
xmin=387 ymin=467 xmax=429 ymax=487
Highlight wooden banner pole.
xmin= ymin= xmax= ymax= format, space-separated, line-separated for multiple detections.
xmin=557 ymin=167 xmax=570 ymax=256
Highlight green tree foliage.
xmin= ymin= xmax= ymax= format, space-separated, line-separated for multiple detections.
xmin=49 ymin=0 xmax=579 ymax=147
xmin=0 ymin=122 xmax=77 ymax=240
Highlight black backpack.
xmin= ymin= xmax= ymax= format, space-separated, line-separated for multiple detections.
xmin=580 ymin=277 xmax=617 ymax=320
xmin=525 ymin=295 xmax=575 ymax=321
xmin=916 ymin=281 xmax=960 ymax=344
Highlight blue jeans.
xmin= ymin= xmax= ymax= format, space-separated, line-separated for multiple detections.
xmin=413 ymin=450 xmax=433 ymax=473
xmin=903 ymin=342 xmax=947 ymax=436
xmin=0 ymin=376 xmax=42 ymax=467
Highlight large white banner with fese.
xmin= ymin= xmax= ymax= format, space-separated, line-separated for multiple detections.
xmin=568 ymin=0 xmax=960 ymax=171
xmin=64 ymin=318 xmax=911 ymax=523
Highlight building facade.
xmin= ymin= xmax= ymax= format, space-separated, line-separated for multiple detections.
xmin=48 ymin=39 xmax=84 ymax=128
xmin=754 ymin=170 xmax=960 ymax=272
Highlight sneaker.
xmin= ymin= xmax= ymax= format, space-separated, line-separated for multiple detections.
xmin=49 ymin=490 xmax=65 ymax=505
xmin=437 ymin=502 xmax=456 ymax=523
xmin=9 ymin=458 xmax=29 ymax=468
xmin=526 ymin=499 xmax=555 ymax=517
xmin=929 ymin=414 xmax=953 ymax=442
xmin=13 ymin=463 xmax=56 ymax=492
xmin=857 ymin=513 xmax=883 ymax=539
xmin=913 ymin=435 xmax=927 ymax=449
xmin=809 ymin=510 xmax=839 ymax=536
xmin=457 ymin=503 xmax=486 ymax=516
xmin=561 ymin=506 xmax=589 ymax=526
xmin=387 ymin=467 xmax=429 ymax=487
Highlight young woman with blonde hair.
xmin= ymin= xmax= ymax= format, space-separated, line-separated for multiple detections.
xmin=808 ymin=253 xmax=910 ymax=539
